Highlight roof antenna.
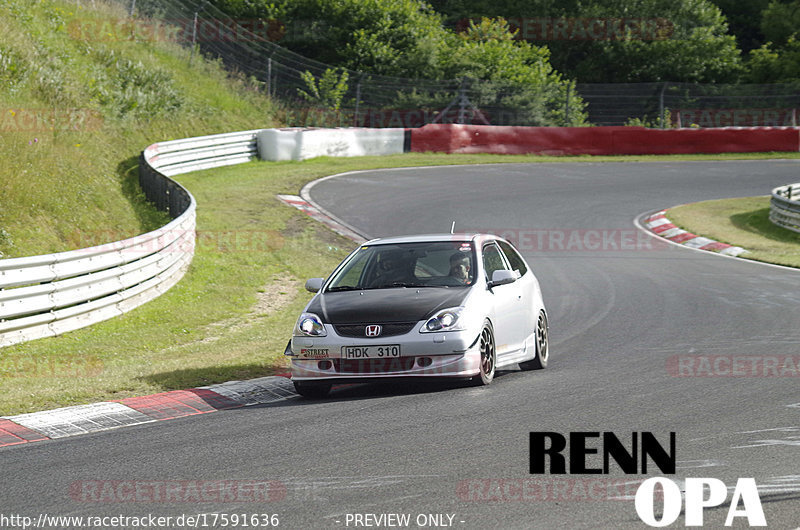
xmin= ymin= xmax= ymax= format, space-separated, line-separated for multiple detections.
xmin=450 ymin=221 xmax=456 ymax=234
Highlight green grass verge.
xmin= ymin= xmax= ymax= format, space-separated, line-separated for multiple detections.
xmin=4 ymin=152 xmax=800 ymax=415
xmin=668 ymin=196 xmax=800 ymax=268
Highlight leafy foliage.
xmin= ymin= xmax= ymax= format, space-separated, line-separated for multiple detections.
xmin=263 ymin=0 xmax=450 ymax=78
xmin=746 ymin=37 xmax=800 ymax=83
xmin=737 ymin=1 xmax=800 ymax=82
xmin=205 ymin=0 xmax=584 ymax=124
xmin=430 ymin=0 xmax=744 ymax=83
xmin=298 ymin=68 xmax=349 ymax=110
xmin=760 ymin=0 xmax=800 ymax=46
xmin=441 ymin=18 xmax=586 ymax=125
xmin=90 ymin=48 xmax=185 ymax=119
xmin=710 ymin=0 xmax=769 ymax=53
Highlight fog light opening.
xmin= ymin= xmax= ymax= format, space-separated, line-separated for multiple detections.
xmin=417 ymin=357 xmax=433 ymax=367
xmin=318 ymin=360 xmax=332 ymax=370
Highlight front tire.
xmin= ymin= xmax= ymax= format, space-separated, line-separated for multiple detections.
xmin=520 ymin=310 xmax=549 ymax=370
xmin=473 ymin=322 xmax=496 ymax=385
xmin=293 ymin=381 xmax=331 ymax=399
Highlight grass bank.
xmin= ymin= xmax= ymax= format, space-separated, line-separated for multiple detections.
xmin=668 ymin=196 xmax=800 ymax=268
xmin=0 ymin=0 xmax=277 ymax=258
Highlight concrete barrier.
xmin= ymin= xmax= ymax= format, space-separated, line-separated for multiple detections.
xmin=257 ymin=127 xmax=406 ymax=161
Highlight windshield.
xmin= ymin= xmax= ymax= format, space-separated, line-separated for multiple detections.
xmin=326 ymin=241 xmax=476 ymax=291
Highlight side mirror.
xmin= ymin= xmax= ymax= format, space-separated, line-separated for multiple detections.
xmin=305 ymin=278 xmax=325 ymax=293
xmin=488 ymin=269 xmax=516 ymax=288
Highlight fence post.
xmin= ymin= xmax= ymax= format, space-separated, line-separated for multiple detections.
xmin=458 ymin=77 xmax=468 ymax=124
xmin=565 ymin=85 xmax=571 ymax=126
xmin=189 ymin=12 xmax=198 ymax=65
xmin=266 ymin=57 xmax=272 ymax=95
xmin=659 ymin=82 xmax=667 ymax=129
xmin=353 ymin=75 xmax=362 ymax=127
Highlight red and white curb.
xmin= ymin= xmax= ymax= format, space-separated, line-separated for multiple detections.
xmin=643 ymin=210 xmax=748 ymax=257
xmin=278 ymin=195 xmax=365 ymax=243
xmin=0 ymin=376 xmax=294 ymax=448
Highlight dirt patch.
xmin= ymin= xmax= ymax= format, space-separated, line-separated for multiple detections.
xmin=165 ymin=276 xmax=303 ymax=349
xmin=279 ymin=213 xmax=312 ymax=238
xmin=253 ymin=276 xmax=303 ymax=315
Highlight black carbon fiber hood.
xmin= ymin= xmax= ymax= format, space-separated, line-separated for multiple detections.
xmin=307 ymin=287 xmax=472 ymax=324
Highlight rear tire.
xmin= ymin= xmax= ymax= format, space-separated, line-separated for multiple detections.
xmin=293 ymin=381 xmax=331 ymax=399
xmin=520 ymin=310 xmax=549 ymax=370
xmin=473 ymin=322 xmax=496 ymax=385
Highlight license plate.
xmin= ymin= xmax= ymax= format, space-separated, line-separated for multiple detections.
xmin=342 ymin=344 xmax=401 ymax=359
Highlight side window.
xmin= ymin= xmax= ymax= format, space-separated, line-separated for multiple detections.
xmin=482 ymin=243 xmax=508 ymax=281
xmin=498 ymin=241 xmax=528 ymax=277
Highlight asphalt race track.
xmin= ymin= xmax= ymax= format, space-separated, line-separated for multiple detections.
xmin=3 ymin=161 xmax=800 ymax=529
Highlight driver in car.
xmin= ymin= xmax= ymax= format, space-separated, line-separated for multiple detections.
xmin=448 ymin=252 xmax=471 ymax=285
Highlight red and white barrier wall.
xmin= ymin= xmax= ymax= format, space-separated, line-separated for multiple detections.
xmin=407 ymin=124 xmax=800 ymax=156
xmin=255 ymin=124 xmax=799 ymax=160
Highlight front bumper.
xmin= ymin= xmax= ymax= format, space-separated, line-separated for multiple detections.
xmin=288 ymin=323 xmax=482 ymax=381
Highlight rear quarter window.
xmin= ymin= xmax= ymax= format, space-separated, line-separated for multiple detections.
xmin=498 ymin=241 xmax=528 ymax=276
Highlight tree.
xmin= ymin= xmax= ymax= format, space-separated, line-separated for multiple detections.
xmin=439 ymin=18 xmax=586 ymax=125
xmin=709 ymin=0 xmax=770 ymax=53
xmin=740 ymin=1 xmax=800 ymax=83
xmin=745 ymin=37 xmax=800 ymax=83
xmin=205 ymin=0 xmax=583 ymax=126
xmin=429 ymin=0 xmax=744 ymax=83
xmin=242 ymin=0 xmax=451 ymax=79
xmin=760 ymin=0 xmax=800 ymax=46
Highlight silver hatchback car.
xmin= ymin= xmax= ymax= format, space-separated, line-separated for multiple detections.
xmin=286 ymin=234 xmax=549 ymax=398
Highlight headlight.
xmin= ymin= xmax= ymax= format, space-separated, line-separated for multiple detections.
xmin=294 ymin=312 xmax=327 ymax=337
xmin=420 ymin=307 xmax=466 ymax=333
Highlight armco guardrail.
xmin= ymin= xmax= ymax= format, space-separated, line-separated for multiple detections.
xmin=0 ymin=130 xmax=261 ymax=348
xmin=770 ymin=183 xmax=800 ymax=234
